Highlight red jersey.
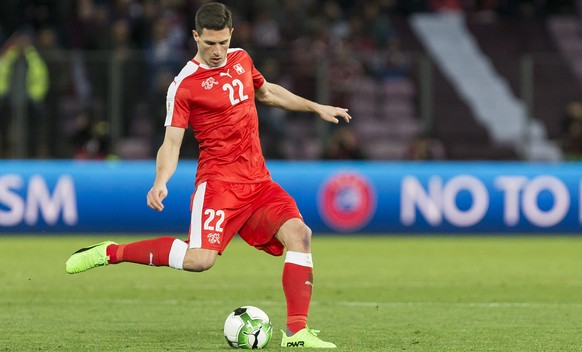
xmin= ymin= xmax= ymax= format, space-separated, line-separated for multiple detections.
xmin=165 ymin=48 xmax=270 ymax=185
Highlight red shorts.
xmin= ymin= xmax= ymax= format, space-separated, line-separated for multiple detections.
xmin=187 ymin=179 xmax=302 ymax=256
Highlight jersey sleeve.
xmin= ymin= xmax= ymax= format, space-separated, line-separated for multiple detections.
xmin=248 ymin=54 xmax=265 ymax=89
xmin=252 ymin=67 xmax=265 ymax=89
xmin=165 ymin=82 xmax=191 ymax=128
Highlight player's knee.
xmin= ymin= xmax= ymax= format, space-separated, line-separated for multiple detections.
xmin=182 ymin=249 xmax=216 ymax=272
xmin=291 ymin=222 xmax=312 ymax=252
xmin=183 ymin=258 xmax=215 ymax=272
xmin=277 ymin=218 xmax=313 ymax=252
xmin=301 ymin=224 xmax=312 ymax=249
xmin=301 ymin=223 xmax=312 ymax=241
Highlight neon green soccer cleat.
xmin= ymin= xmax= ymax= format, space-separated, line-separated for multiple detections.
xmin=65 ymin=241 xmax=116 ymax=274
xmin=281 ymin=326 xmax=337 ymax=348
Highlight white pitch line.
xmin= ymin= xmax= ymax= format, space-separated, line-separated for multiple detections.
xmin=88 ymin=299 xmax=582 ymax=309
xmin=327 ymin=301 xmax=582 ymax=308
xmin=6 ymin=297 xmax=582 ymax=309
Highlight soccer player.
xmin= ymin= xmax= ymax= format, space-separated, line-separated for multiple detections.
xmin=65 ymin=2 xmax=351 ymax=349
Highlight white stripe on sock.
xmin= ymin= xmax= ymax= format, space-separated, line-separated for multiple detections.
xmin=168 ymin=239 xmax=188 ymax=270
xmin=284 ymin=251 xmax=313 ymax=268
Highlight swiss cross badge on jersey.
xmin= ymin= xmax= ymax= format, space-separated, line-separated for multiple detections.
xmin=233 ymin=63 xmax=245 ymax=75
xmin=207 ymin=233 xmax=221 ymax=244
xmin=202 ymin=77 xmax=218 ymax=90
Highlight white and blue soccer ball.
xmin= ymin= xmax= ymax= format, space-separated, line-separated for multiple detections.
xmin=224 ymin=306 xmax=273 ymax=349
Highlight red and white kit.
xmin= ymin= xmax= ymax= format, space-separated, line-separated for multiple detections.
xmin=165 ymin=48 xmax=301 ymax=255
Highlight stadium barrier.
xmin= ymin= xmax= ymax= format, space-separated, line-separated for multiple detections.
xmin=1 ymin=160 xmax=581 ymax=234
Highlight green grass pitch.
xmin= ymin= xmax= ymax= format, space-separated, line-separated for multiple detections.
xmin=1 ymin=235 xmax=582 ymax=351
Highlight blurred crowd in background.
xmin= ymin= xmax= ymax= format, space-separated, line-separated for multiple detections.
xmin=0 ymin=0 xmax=581 ymax=160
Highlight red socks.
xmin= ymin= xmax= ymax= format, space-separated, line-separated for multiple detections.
xmin=282 ymin=252 xmax=314 ymax=335
xmin=107 ymin=236 xmax=176 ymax=266
xmin=105 ymin=242 xmax=314 ymax=334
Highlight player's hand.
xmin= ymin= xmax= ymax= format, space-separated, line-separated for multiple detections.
xmin=316 ymin=105 xmax=352 ymax=124
xmin=147 ymin=184 xmax=168 ymax=211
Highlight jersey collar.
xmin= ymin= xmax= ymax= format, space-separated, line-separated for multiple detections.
xmin=191 ymin=57 xmax=228 ymax=70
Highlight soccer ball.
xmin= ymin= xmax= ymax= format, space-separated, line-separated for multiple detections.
xmin=223 ymin=306 xmax=273 ymax=349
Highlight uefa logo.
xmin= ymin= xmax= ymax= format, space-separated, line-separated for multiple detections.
xmin=318 ymin=171 xmax=377 ymax=232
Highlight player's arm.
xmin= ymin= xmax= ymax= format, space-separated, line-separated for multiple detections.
xmin=146 ymin=126 xmax=185 ymax=211
xmin=255 ymin=81 xmax=351 ymax=124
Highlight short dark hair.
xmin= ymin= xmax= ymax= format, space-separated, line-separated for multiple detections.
xmin=195 ymin=2 xmax=232 ymax=34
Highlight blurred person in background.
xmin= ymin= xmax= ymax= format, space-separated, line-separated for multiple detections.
xmin=70 ymin=111 xmax=112 ymax=160
xmin=405 ymin=132 xmax=447 ymax=160
xmin=36 ymin=25 xmax=69 ymax=158
xmin=560 ymin=100 xmax=582 ymax=160
xmin=251 ymin=9 xmax=282 ymax=61
xmin=0 ymin=31 xmax=49 ymax=158
xmin=147 ymin=67 xmax=176 ymax=150
xmin=256 ymin=57 xmax=290 ymax=159
xmin=321 ymin=126 xmax=367 ymax=160
xmin=110 ymin=17 xmax=146 ymax=137
xmin=145 ymin=12 xmax=186 ymax=89
xmin=65 ymin=2 xmax=351 ymax=349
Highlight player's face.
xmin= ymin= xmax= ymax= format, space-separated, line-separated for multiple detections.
xmin=193 ymin=27 xmax=233 ymax=67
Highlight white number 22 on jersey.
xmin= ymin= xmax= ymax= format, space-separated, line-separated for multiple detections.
xmin=222 ymin=79 xmax=248 ymax=106
xmin=203 ymin=209 xmax=225 ymax=232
